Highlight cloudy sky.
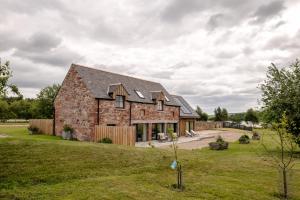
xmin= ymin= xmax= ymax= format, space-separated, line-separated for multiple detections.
xmin=1 ymin=0 xmax=300 ymax=114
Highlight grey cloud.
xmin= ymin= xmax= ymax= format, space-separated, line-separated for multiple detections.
xmin=0 ymin=32 xmax=21 ymax=52
xmin=206 ymin=13 xmax=236 ymax=31
xmin=161 ymin=0 xmax=207 ymax=23
xmin=9 ymin=60 xmax=66 ymax=90
xmin=169 ymin=62 xmax=190 ymax=69
xmin=150 ymin=71 xmax=175 ymax=79
xmin=18 ymin=32 xmax=62 ymax=52
xmin=251 ymin=0 xmax=285 ymax=24
xmin=13 ymin=32 xmax=84 ymax=66
xmin=1 ymin=0 xmax=64 ymax=14
xmin=188 ymin=94 xmax=258 ymax=114
xmin=264 ymin=32 xmax=300 ymax=50
xmin=243 ymin=47 xmax=254 ymax=55
xmin=14 ymin=47 xmax=84 ymax=67
xmin=216 ymin=51 xmax=237 ymax=59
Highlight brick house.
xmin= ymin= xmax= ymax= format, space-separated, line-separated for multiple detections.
xmin=54 ymin=64 xmax=198 ymax=142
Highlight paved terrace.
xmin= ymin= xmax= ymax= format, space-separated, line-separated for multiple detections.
xmin=135 ymin=129 xmax=243 ymax=150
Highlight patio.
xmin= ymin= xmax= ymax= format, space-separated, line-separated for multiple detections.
xmin=135 ymin=129 xmax=243 ymax=149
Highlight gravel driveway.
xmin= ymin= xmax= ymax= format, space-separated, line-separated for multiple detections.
xmin=160 ymin=130 xmax=243 ymax=150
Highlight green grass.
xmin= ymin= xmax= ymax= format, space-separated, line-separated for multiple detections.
xmin=0 ymin=127 xmax=299 ymax=200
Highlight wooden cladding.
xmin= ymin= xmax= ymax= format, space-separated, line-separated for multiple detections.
xmin=112 ymin=84 xmax=128 ymax=99
xmin=94 ymin=125 xmax=136 ymax=146
xmin=29 ymin=119 xmax=53 ymax=135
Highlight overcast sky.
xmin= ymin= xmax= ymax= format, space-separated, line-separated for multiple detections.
xmin=1 ymin=0 xmax=300 ymax=114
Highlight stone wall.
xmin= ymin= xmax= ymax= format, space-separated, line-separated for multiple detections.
xmin=131 ymin=102 xmax=179 ymax=123
xmin=98 ymin=100 xmax=130 ymax=126
xmin=98 ymin=101 xmax=180 ymax=126
xmin=54 ymin=66 xmax=97 ymax=141
xmin=194 ymin=121 xmax=223 ymax=131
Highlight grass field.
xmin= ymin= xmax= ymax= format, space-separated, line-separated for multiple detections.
xmin=0 ymin=127 xmax=299 ymax=200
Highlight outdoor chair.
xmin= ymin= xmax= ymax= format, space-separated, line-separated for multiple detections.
xmin=185 ymin=130 xmax=193 ymax=137
xmin=158 ymin=133 xmax=168 ymax=142
xmin=191 ymin=130 xmax=198 ymax=136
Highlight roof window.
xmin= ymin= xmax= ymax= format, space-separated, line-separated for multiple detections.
xmin=165 ymin=95 xmax=170 ymax=102
xmin=135 ymin=90 xmax=145 ymax=98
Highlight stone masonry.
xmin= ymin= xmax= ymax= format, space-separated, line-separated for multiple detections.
xmin=54 ymin=66 xmax=97 ymax=141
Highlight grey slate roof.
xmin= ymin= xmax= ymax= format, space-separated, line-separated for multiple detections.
xmin=72 ymin=64 xmax=179 ymax=106
xmin=171 ymin=95 xmax=199 ymax=118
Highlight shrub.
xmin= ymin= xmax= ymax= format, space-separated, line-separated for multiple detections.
xmin=209 ymin=135 xmax=229 ymax=150
xmin=28 ymin=125 xmax=40 ymax=134
xmin=239 ymin=134 xmax=250 ymax=144
xmin=99 ymin=137 xmax=112 ymax=144
xmin=63 ymin=124 xmax=74 ymax=133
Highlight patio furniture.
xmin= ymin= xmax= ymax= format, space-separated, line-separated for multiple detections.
xmin=191 ymin=130 xmax=198 ymax=136
xmin=185 ymin=130 xmax=192 ymax=137
xmin=158 ymin=132 xmax=168 ymax=142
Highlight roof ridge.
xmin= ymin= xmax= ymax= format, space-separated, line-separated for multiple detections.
xmin=72 ymin=63 xmax=162 ymax=86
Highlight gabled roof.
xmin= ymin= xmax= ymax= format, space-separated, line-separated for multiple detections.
xmin=72 ymin=64 xmax=179 ymax=106
xmin=171 ymin=95 xmax=199 ymax=118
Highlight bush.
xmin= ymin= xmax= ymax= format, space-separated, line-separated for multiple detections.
xmin=209 ymin=135 xmax=229 ymax=150
xmin=63 ymin=124 xmax=74 ymax=133
xmin=28 ymin=125 xmax=40 ymax=134
xmin=99 ymin=137 xmax=112 ymax=144
xmin=239 ymin=134 xmax=250 ymax=144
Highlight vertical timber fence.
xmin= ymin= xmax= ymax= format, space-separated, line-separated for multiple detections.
xmin=29 ymin=119 xmax=53 ymax=135
xmin=94 ymin=125 xmax=136 ymax=146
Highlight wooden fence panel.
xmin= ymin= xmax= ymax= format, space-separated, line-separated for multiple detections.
xmin=29 ymin=119 xmax=53 ymax=135
xmin=94 ymin=125 xmax=136 ymax=146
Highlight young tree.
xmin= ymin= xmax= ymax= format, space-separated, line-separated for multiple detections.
xmin=260 ymin=59 xmax=300 ymax=146
xmin=261 ymin=114 xmax=299 ymax=199
xmin=0 ymin=59 xmax=21 ymax=98
xmin=168 ymin=128 xmax=183 ymax=190
xmin=36 ymin=84 xmax=61 ymax=118
xmin=245 ymin=108 xmax=259 ymax=127
xmin=195 ymin=106 xmax=208 ymax=121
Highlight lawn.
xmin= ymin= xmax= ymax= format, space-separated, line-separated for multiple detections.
xmin=0 ymin=127 xmax=299 ymax=200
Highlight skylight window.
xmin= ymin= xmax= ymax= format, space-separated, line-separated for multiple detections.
xmin=135 ymin=90 xmax=145 ymax=98
xmin=165 ymin=95 xmax=170 ymax=102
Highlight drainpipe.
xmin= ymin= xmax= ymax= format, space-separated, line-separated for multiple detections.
xmin=129 ymin=101 xmax=132 ymax=126
xmin=53 ymin=107 xmax=56 ymax=136
xmin=97 ymin=99 xmax=100 ymax=125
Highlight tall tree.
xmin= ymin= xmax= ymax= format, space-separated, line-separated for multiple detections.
xmin=36 ymin=84 xmax=61 ymax=118
xmin=221 ymin=108 xmax=228 ymax=121
xmin=214 ymin=107 xmax=228 ymax=121
xmin=260 ymin=59 xmax=300 ymax=145
xmin=0 ymin=100 xmax=11 ymax=122
xmin=245 ymin=108 xmax=259 ymax=126
xmin=214 ymin=107 xmax=222 ymax=121
xmin=0 ymin=59 xmax=21 ymax=98
xmin=9 ymin=99 xmax=33 ymax=119
xmin=195 ymin=106 xmax=208 ymax=121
